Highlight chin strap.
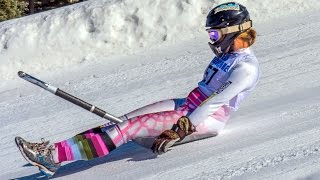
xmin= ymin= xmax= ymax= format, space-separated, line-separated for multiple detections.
xmin=229 ymin=41 xmax=235 ymax=52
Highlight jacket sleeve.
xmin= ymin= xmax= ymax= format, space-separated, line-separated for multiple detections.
xmin=188 ymin=61 xmax=258 ymax=126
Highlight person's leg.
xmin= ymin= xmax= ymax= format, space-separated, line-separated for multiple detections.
xmin=53 ymin=105 xmax=230 ymax=163
xmin=54 ymin=125 xmax=117 ymax=162
xmin=119 ymin=98 xmax=186 ymax=120
xmin=122 ymin=105 xmax=231 ymax=149
xmin=54 ymin=110 xmax=187 ymax=163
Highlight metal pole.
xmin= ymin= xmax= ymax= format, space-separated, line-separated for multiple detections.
xmin=18 ymin=71 xmax=123 ymax=123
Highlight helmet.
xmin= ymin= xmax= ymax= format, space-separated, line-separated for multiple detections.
xmin=206 ymin=2 xmax=252 ymax=57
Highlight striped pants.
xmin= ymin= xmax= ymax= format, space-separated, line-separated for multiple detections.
xmin=54 ymin=88 xmax=230 ymax=163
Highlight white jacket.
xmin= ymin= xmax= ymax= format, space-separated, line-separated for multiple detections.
xmin=190 ymin=48 xmax=260 ymax=126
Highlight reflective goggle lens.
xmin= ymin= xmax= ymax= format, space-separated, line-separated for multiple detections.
xmin=207 ymin=29 xmax=222 ymax=42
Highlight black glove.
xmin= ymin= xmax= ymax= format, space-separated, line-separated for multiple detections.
xmin=151 ymin=116 xmax=196 ymax=154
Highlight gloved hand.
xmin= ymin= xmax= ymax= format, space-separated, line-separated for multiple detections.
xmin=151 ymin=116 xmax=196 ymax=154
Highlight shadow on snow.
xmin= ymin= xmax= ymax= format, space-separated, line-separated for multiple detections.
xmin=14 ymin=141 xmax=157 ymax=179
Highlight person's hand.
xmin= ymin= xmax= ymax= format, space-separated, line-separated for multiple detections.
xmin=151 ymin=116 xmax=196 ymax=154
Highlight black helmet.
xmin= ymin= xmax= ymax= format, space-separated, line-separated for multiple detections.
xmin=206 ymin=2 xmax=252 ymax=57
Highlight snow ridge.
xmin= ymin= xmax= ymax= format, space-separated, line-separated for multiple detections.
xmin=0 ymin=0 xmax=319 ymax=82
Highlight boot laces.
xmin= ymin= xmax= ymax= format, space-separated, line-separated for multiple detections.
xmin=31 ymin=138 xmax=54 ymax=157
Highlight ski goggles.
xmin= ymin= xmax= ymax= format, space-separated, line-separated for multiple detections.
xmin=206 ymin=20 xmax=253 ymax=43
xmin=207 ymin=29 xmax=223 ymax=43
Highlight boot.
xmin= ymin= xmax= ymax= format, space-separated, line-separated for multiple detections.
xmin=15 ymin=136 xmax=60 ymax=177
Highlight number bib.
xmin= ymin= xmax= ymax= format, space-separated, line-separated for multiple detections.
xmin=198 ymin=54 xmax=239 ymax=96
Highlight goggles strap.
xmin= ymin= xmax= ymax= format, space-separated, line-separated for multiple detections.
xmin=208 ymin=20 xmax=252 ymax=35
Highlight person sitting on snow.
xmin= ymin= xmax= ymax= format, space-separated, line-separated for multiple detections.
xmin=15 ymin=2 xmax=260 ymax=177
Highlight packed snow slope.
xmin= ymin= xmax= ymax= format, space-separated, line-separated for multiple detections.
xmin=1 ymin=0 xmax=320 ymax=179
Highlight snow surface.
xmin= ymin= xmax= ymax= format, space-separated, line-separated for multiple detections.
xmin=1 ymin=0 xmax=320 ymax=179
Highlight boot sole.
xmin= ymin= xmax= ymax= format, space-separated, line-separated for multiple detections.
xmin=15 ymin=137 xmax=55 ymax=177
